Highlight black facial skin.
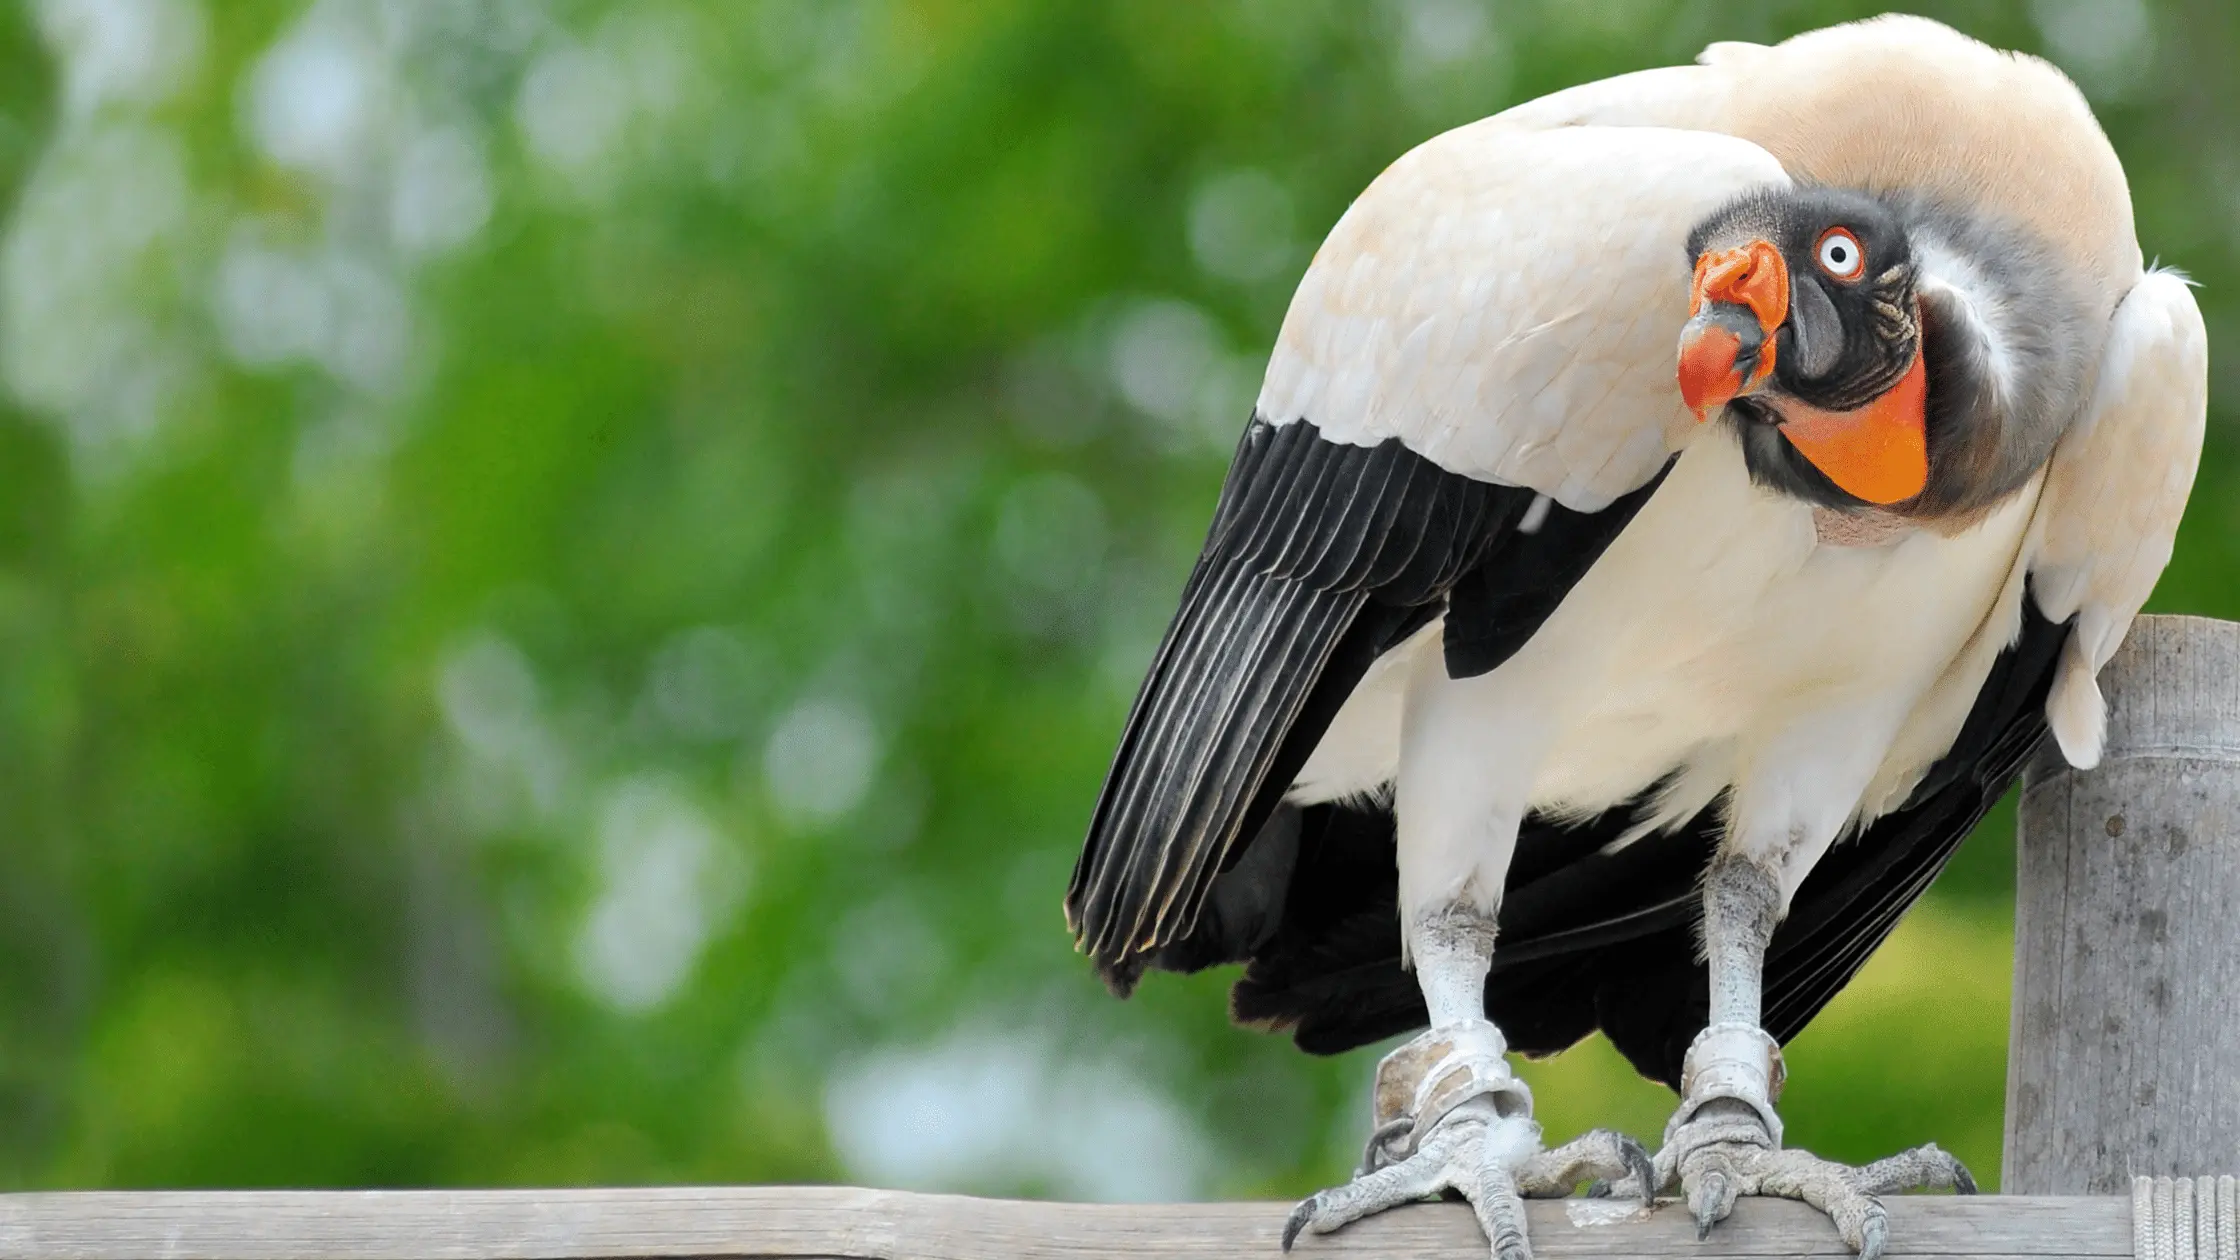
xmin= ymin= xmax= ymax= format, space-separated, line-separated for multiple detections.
xmin=1686 ymin=187 xmax=1925 ymax=511
xmin=1685 ymin=185 xmax=2098 ymax=521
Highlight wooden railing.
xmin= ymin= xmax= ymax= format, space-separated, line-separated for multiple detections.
xmin=0 ymin=1185 xmax=2142 ymax=1259
xmin=0 ymin=618 xmax=2229 ymax=1259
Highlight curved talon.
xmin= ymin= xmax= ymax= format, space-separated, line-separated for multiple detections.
xmin=1583 ymin=1151 xmax=1658 ymax=1204
xmin=1692 ymin=1169 xmax=1728 ymax=1239
xmin=1516 ymin=1128 xmax=1651 ymax=1201
xmin=1281 ymin=1198 xmax=1315 ymax=1252
xmin=1849 ymin=1140 xmax=1976 ymax=1197
xmin=1623 ymin=1137 xmax=1657 ymax=1204
xmin=1858 ymin=1209 xmax=1889 ymax=1260
xmin=1357 ymin=1115 xmax=1416 ymax=1175
xmin=1287 ymin=1141 xmax=1451 ymax=1246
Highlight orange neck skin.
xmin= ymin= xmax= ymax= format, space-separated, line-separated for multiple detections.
xmin=1763 ymin=349 xmax=1929 ymax=507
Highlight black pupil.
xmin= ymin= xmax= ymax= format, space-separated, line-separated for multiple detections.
xmin=1829 ymin=243 xmax=1849 ymax=265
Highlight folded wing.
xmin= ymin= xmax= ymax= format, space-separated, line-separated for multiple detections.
xmin=1066 ymin=123 xmax=1792 ymax=989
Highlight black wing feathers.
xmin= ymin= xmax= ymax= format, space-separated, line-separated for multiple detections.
xmin=1067 ymin=417 xmax=1522 ymax=991
xmin=1444 ymin=470 xmax=1672 ymax=678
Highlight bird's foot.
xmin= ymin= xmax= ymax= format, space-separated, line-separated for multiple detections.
xmin=1660 ymin=1108 xmax=1974 ymax=1260
xmin=1285 ymin=1105 xmax=1651 ymax=1260
xmin=1283 ymin=1022 xmax=1651 ymax=1260
xmin=1633 ymin=1024 xmax=1973 ymax=1260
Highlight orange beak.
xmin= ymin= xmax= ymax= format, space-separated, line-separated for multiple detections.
xmin=1677 ymin=240 xmax=1789 ymax=421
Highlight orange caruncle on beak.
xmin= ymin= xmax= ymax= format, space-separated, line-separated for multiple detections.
xmin=1692 ymin=240 xmax=1790 ymax=331
xmin=1677 ymin=240 xmax=1790 ymax=421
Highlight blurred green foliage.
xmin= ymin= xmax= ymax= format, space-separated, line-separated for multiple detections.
xmin=0 ymin=0 xmax=2227 ymax=1200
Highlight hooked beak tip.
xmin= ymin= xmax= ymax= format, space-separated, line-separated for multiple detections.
xmin=1677 ymin=322 xmax=1749 ymax=419
xmin=1677 ymin=297 xmax=1777 ymax=420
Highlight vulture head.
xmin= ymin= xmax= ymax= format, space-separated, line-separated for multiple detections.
xmin=1676 ymin=186 xmax=2095 ymax=519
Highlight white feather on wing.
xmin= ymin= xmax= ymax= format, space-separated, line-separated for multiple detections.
xmin=1253 ymin=124 xmax=1789 ymax=511
xmin=2028 ymin=269 xmax=2208 ymax=767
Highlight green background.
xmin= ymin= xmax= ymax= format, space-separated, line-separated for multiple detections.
xmin=0 ymin=0 xmax=2226 ymax=1199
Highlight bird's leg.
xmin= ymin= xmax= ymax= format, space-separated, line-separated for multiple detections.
xmin=1645 ymin=853 xmax=1973 ymax=1260
xmin=1284 ymin=906 xmax=1651 ymax=1260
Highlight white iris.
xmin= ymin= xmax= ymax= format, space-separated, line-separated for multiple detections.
xmin=1818 ymin=232 xmax=1863 ymax=278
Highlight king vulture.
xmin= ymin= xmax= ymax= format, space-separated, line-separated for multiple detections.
xmin=1065 ymin=16 xmax=2205 ymax=1260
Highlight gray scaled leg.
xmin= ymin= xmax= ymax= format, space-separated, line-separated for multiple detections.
xmin=1284 ymin=908 xmax=1652 ymax=1260
xmin=1645 ymin=854 xmax=1974 ymax=1260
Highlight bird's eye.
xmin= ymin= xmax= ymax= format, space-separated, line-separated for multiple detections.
xmin=1815 ymin=228 xmax=1865 ymax=280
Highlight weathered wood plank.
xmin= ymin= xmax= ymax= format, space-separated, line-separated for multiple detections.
xmin=0 ymin=1187 xmax=2130 ymax=1260
xmin=2009 ymin=615 xmax=2240 ymax=1195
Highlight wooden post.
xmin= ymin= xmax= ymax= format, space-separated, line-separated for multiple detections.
xmin=2006 ymin=615 xmax=2240 ymax=1194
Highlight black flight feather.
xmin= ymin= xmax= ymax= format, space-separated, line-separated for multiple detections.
xmin=1068 ymin=415 xmax=1667 ymax=994
xmin=1066 ymin=416 xmax=1519 ymax=991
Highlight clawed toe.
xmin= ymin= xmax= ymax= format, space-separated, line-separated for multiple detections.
xmin=1846 ymin=1141 xmax=1976 ymax=1197
xmin=1282 ymin=1143 xmax=1449 ymax=1250
xmin=1667 ymin=1134 xmax=1974 ymax=1259
xmin=1858 ymin=1211 xmax=1889 ymax=1260
xmin=1516 ymin=1128 xmax=1653 ymax=1200
xmin=1290 ymin=1105 xmax=1620 ymax=1260
xmin=1676 ymin=1140 xmax=1875 ymax=1255
xmin=1281 ymin=1199 xmax=1314 ymax=1253
xmin=1689 ymin=1166 xmax=1734 ymax=1238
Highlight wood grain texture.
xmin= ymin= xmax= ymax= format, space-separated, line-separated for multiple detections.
xmin=0 ymin=1187 xmax=2131 ymax=1260
xmin=2009 ymin=615 xmax=2240 ymax=1195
